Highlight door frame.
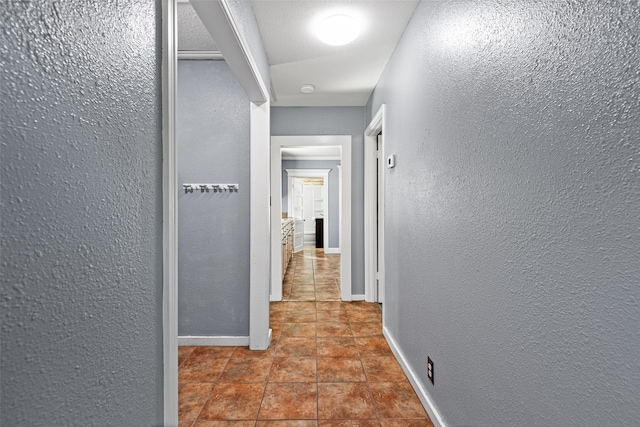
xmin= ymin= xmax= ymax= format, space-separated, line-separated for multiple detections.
xmin=163 ymin=0 xmax=272 ymax=424
xmin=364 ymin=104 xmax=386 ymax=304
xmin=271 ymin=136 xmax=352 ymax=302
xmin=286 ymin=169 xmax=330 ymax=251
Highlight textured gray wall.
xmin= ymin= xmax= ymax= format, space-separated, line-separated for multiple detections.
xmin=1 ymin=1 xmax=164 ymax=425
xmin=281 ymin=160 xmax=341 ymax=248
xmin=271 ymin=107 xmax=366 ymax=295
xmin=367 ymin=0 xmax=640 ymax=425
xmin=178 ymin=60 xmax=250 ymax=337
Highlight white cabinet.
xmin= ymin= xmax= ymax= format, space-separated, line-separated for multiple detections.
xmin=282 ymin=218 xmax=294 ymax=280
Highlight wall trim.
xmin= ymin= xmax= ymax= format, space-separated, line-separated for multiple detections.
xmin=351 ymin=294 xmax=365 ymax=301
xmin=162 ymin=0 xmax=179 ymax=425
xmin=324 ymin=248 xmax=340 ymax=254
xmin=177 ymin=50 xmax=224 ymax=60
xmin=383 ymin=327 xmax=447 ymax=427
xmin=178 ymin=335 xmax=250 ymax=346
xmin=364 ymin=104 xmax=386 ymax=305
xmin=249 ymin=101 xmax=272 ymax=350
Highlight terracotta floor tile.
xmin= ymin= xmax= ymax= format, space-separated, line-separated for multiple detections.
xmin=290 ymin=284 xmax=315 ymax=291
xmin=318 ymin=288 xmax=340 ymax=295
xmin=369 ymin=382 xmax=428 ymax=419
xmin=178 ymin=383 xmax=216 ymax=421
xmin=379 ymin=420 xmax=434 ymax=427
xmin=289 ymin=291 xmax=317 ymax=301
xmin=270 ymin=311 xmax=286 ymax=324
xmin=258 ymin=383 xmax=317 ymax=420
xmin=316 ymin=291 xmax=341 ymax=300
xmin=276 ymin=336 xmax=317 ymax=357
xmin=179 ymin=357 xmax=228 ymax=383
xmin=231 ymin=346 xmax=275 ymax=359
xmin=315 ymin=281 xmax=335 ymax=287
xmin=281 ymin=323 xmax=317 ymax=337
xmin=270 ymin=302 xmax=287 ymax=312
xmin=360 ymin=357 xmax=406 ymax=382
xmin=179 ymin=346 xmax=197 ymax=366
xmin=349 ymin=323 xmax=382 ymax=337
xmin=290 ymin=288 xmax=315 ymax=296
xmin=354 ymin=337 xmax=392 ymax=357
xmin=194 ymin=420 xmax=256 ymax=426
xmin=317 ymin=337 xmax=359 ymax=358
xmin=316 ymin=310 xmax=349 ymax=322
xmin=345 ymin=311 xmax=380 ymax=323
xmin=345 ymin=302 xmax=378 ymax=312
xmin=256 ymin=421 xmax=318 ymax=427
xmin=284 ymin=311 xmax=317 ymax=323
xmin=286 ymin=302 xmax=317 ymax=312
xmin=179 ymin=421 xmax=195 ymax=427
xmin=271 ymin=327 xmax=282 ymax=343
xmin=317 ymin=357 xmax=366 ymax=382
xmin=318 ymin=383 xmax=376 ymax=420
xmin=199 ymin=383 xmax=265 ymax=420
xmin=269 ymin=357 xmax=317 ymax=382
xmin=319 ymin=421 xmax=381 ymax=427
xmin=317 ymin=322 xmax=353 ymax=337
xmin=316 ymin=302 xmax=344 ymax=311
xmin=218 ymin=357 xmax=273 ymax=383
xmin=191 ymin=346 xmax=237 ymax=359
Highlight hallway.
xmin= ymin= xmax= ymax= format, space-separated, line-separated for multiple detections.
xmin=178 ymin=247 xmax=434 ymax=426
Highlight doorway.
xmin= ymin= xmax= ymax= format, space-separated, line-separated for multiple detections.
xmin=162 ymin=0 xmax=272 ymax=423
xmin=364 ymin=105 xmax=386 ymax=305
xmin=286 ymin=169 xmax=331 ymax=252
xmin=270 ymin=136 xmax=352 ymax=303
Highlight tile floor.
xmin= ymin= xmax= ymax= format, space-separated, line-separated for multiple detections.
xmin=178 ymin=246 xmax=434 ymax=427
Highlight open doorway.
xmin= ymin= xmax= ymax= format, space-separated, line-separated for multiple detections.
xmin=270 ymin=136 xmax=352 ymax=303
xmin=285 ymin=168 xmax=331 ymax=252
xmin=364 ymin=105 xmax=386 ymax=305
xmin=163 ymin=0 xmax=272 ymax=423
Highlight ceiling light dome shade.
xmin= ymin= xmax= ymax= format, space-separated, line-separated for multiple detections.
xmin=300 ymin=84 xmax=315 ymax=94
xmin=316 ymin=15 xmax=360 ymax=46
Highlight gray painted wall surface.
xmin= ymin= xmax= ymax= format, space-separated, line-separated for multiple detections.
xmin=367 ymin=1 xmax=640 ymax=425
xmin=271 ymin=107 xmax=366 ymax=295
xmin=281 ymin=160 xmax=341 ymax=248
xmin=1 ymin=1 xmax=164 ymax=425
xmin=178 ymin=60 xmax=250 ymax=336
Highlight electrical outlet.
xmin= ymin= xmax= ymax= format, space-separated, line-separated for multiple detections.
xmin=427 ymin=357 xmax=434 ymax=385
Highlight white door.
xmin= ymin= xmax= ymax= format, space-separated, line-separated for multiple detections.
xmin=292 ymin=178 xmax=305 ymax=252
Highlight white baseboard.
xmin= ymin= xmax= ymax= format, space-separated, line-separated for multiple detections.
xmin=324 ymin=247 xmax=340 ymax=254
xmin=351 ymin=294 xmax=365 ymax=301
xmin=383 ymin=327 xmax=447 ymax=427
xmin=178 ymin=336 xmax=250 ymax=346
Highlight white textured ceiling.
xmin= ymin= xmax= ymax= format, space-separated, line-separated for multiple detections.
xmin=178 ymin=2 xmax=218 ymax=52
xmin=251 ymin=0 xmax=419 ymax=106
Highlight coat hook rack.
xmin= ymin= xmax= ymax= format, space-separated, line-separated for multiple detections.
xmin=182 ymin=183 xmax=239 ymax=193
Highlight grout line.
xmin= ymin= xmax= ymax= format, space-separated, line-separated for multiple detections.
xmin=254 ymin=347 xmax=278 ymax=424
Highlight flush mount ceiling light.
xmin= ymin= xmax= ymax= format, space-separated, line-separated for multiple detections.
xmin=300 ymin=84 xmax=315 ymax=94
xmin=316 ymin=14 xmax=361 ymax=46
